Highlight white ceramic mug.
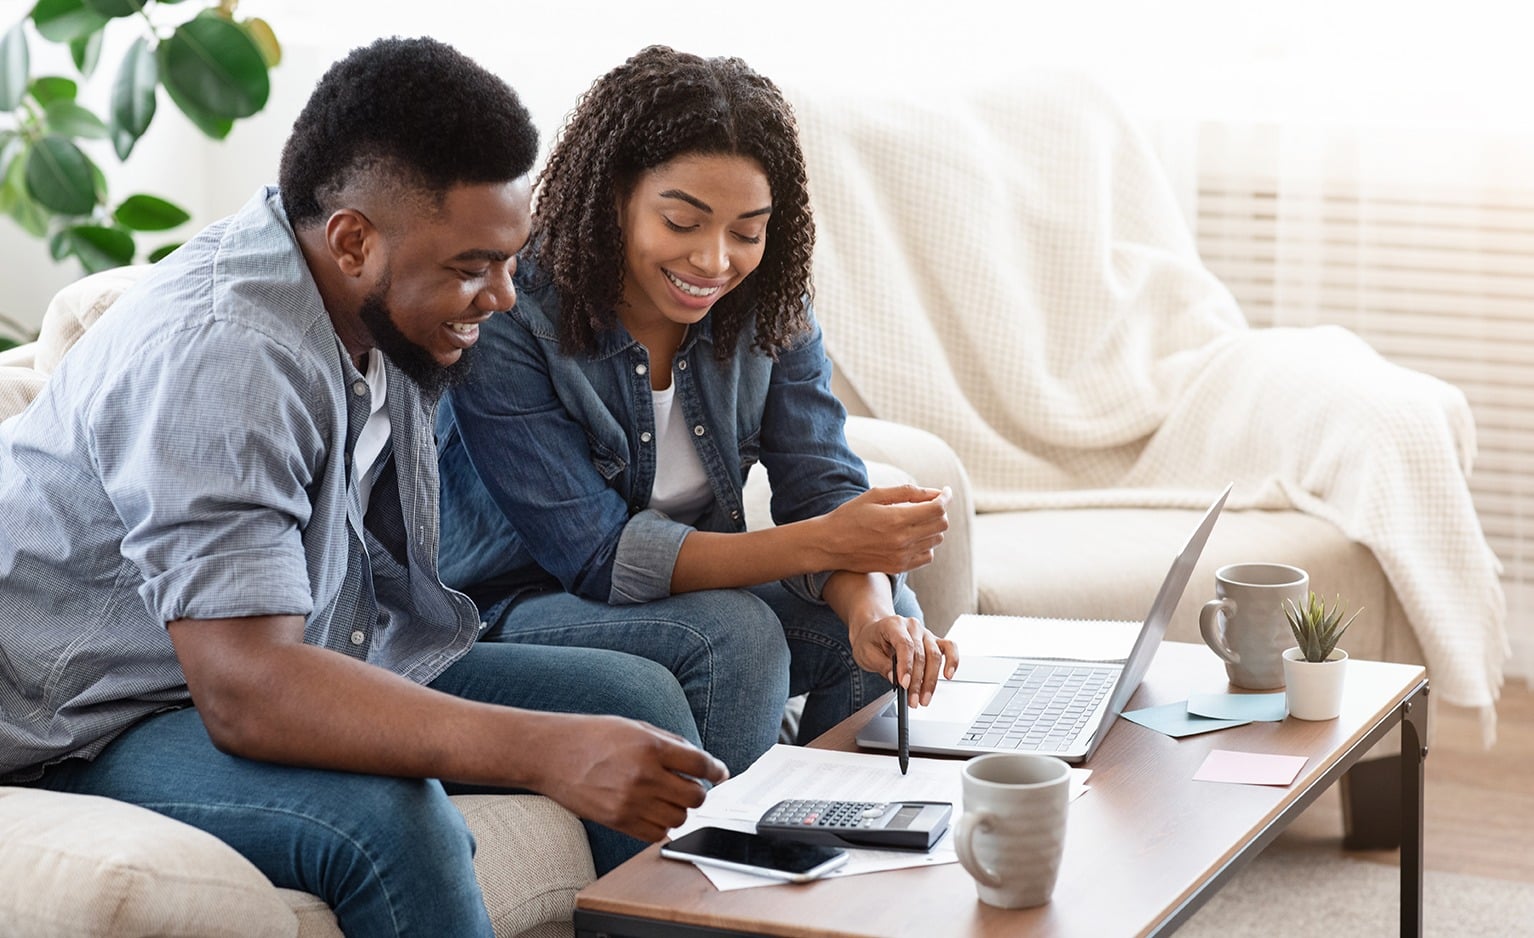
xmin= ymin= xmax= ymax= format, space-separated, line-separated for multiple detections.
xmin=1199 ymin=562 xmax=1309 ymax=690
xmin=953 ymin=752 xmax=1070 ymax=909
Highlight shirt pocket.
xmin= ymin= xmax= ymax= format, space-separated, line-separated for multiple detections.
xmin=737 ymin=427 xmax=762 ymax=481
xmin=585 ymin=432 xmax=627 ymax=482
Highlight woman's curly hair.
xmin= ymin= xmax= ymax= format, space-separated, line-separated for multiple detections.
xmin=534 ymin=45 xmax=815 ymax=360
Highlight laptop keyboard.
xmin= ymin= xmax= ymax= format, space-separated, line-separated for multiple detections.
xmin=958 ymin=661 xmax=1118 ymax=751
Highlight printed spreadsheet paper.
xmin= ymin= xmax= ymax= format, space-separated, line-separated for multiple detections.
xmin=667 ymin=744 xmax=1090 ymax=891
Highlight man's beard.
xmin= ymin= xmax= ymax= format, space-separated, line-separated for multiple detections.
xmin=358 ymin=284 xmax=473 ymax=399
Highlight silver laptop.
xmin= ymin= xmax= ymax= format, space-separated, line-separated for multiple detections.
xmin=858 ymin=483 xmax=1231 ymax=765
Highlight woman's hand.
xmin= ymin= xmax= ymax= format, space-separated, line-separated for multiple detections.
xmin=848 ymin=613 xmax=959 ymax=708
xmin=815 ymin=485 xmax=951 ymax=575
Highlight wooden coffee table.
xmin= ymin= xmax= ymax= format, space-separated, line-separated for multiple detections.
xmin=575 ymin=641 xmax=1428 ymax=937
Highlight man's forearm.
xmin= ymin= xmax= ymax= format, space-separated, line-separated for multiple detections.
xmin=168 ymin=615 xmax=558 ymax=789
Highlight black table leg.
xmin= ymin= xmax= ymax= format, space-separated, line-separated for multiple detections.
xmin=1399 ymin=683 xmax=1428 ymax=938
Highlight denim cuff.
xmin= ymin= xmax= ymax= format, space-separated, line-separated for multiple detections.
xmin=783 ymin=570 xmax=907 ymax=606
xmin=609 ymin=509 xmax=690 ymax=604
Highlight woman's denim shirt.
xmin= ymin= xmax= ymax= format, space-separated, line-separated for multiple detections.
xmin=437 ymin=257 xmax=870 ymax=609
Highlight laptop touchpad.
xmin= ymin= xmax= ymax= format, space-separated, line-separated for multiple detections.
xmin=909 ymin=682 xmax=998 ymax=724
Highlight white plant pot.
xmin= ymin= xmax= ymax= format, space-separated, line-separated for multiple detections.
xmin=1282 ymin=646 xmax=1348 ymax=720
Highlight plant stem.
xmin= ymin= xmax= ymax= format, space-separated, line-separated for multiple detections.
xmin=0 ymin=310 xmax=36 ymax=342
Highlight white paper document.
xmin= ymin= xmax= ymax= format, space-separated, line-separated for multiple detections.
xmin=946 ymin=613 xmax=1139 ymax=662
xmin=669 ymin=744 xmax=1090 ymax=891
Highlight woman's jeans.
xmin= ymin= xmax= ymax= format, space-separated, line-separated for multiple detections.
xmin=483 ymin=580 xmax=921 ymax=776
xmin=32 ymin=641 xmax=700 ymax=938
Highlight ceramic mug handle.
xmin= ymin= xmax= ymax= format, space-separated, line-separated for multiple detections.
xmin=1199 ymin=597 xmax=1241 ymax=665
xmin=954 ymin=810 xmax=1003 ymax=888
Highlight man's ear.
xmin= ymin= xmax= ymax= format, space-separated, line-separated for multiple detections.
xmin=325 ymin=209 xmax=374 ymax=278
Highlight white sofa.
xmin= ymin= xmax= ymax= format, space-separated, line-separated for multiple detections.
xmin=779 ymin=69 xmax=1504 ymax=699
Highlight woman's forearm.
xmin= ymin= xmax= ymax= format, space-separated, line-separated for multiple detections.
xmin=669 ymin=519 xmax=831 ymax=593
xmin=668 ymin=484 xmax=949 ymax=594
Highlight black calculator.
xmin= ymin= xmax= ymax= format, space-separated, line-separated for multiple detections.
xmin=756 ymin=799 xmax=952 ymax=851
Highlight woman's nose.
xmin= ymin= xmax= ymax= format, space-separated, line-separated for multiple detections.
xmin=689 ymin=233 xmax=730 ymax=276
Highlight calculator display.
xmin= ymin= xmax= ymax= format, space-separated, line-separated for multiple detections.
xmin=890 ymin=805 xmax=922 ymax=829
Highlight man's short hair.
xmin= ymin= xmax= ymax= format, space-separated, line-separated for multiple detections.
xmin=279 ymin=36 xmax=538 ymax=228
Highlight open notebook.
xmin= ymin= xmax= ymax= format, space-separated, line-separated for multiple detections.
xmin=857 ymin=483 xmax=1230 ymax=764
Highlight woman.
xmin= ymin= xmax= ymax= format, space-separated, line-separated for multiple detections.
xmin=437 ymin=45 xmax=957 ymax=775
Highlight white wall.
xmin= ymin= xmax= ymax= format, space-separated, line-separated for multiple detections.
xmin=5 ymin=0 xmax=1532 ymax=323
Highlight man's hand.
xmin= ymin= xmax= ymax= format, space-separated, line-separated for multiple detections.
xmin=535 ymin=716 xmax=728 ymax=842
xmin=168 ymin=614 xmax=727 ymax=842
xmin=815 ymin=485 xmax=950 ymax=575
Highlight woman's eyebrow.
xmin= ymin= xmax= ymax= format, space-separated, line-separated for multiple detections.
xmin=659 ymin=189 xmax=772 ymax=219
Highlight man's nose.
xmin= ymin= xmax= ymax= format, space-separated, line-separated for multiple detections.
xmin=477 ymin=268 xmax=516 ymax=311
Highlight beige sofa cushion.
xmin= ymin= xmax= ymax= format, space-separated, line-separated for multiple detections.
xmin=973 ymin=507 xmax=1421 ymax=665
xmin=276 ymin=794 xmax=593 ymax=938
xmin=0 ymin=786 xmax=297 ymax=938
xmin=0 ymin=787 xmax=592 ymax=938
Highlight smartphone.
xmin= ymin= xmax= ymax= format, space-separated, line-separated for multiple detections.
xmin=660 ymin=826 xmax=849 ymax=883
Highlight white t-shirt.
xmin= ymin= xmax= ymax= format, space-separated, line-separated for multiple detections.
xmin=648 ymin=376 xmax=712 ymax=525
xmin=352 ymin=350 xmax=391 ymax=515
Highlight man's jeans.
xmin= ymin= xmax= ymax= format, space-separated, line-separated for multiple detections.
xmin=484 ymin=581 xmax=921 ymax=775
xmin=33 ymin=642 xmax=699 ymax=938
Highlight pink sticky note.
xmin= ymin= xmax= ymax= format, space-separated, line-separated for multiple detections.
xmin=1193 ymin=749 xmax=1308 ymax=786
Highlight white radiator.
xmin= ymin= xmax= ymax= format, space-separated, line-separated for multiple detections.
xmin=1179 ymin=122 xmax=1534 ymax=677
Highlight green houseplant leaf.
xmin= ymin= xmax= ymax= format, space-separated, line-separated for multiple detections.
xmin=109 ymin=37 xmax=156 ymax=159
xmin=0 ymin=21 xmax=28 ymax=110
xmin=114 ymin=193 xmax=189 ymax=230
xmin=52 ymin=223 xmax=135 ymax=272
xmin=29 ymin=0 xmax=110 ymax=44
xmin=4 ymin=1 xmax=278 ymax=272
xmin=158 ymin=14 xmax=269 ymax=121
xmin=30 ymin=75 xmax=78 ymax=105
xmin=68 ymin=28 xmax=102 ymax=75
xmin=241 ymin=17 xmax=281 ymax=68
xmin=80 ymin=0 xmax=154 ymax=19
xmin=2 ymin=144 xmax=50 ymax=237
xmin=43 ymin=99 xmax=109 ymax=138
xmin=24 ymin=134 xmax=98 ymax=214
xmin=1283 ymin=591 xmax=1361 ymax=663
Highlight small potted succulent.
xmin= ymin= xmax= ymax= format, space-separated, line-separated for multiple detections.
xmin=1280 ymin=591 xmax=1360 ymax=720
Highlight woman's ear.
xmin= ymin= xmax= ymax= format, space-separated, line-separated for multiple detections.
xmin=325 ymin=209 xmax=374 ymax=278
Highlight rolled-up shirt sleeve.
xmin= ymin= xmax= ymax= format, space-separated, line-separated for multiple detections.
xmin=91 ymin=320 xmax=327 ymax=624
xmin=610 ymin=508 xmax=690 ymax=603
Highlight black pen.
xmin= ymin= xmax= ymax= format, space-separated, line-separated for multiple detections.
xmin=892 ymin=650 xmax=909 ymax=775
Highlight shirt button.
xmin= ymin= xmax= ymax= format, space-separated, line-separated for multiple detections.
xmin=693 ymin=425 xmax=705 ymax=436
xmin=352 ymin=380 xmax=367 ymax=396
xmin=350 ymin=630 xmax=365 ymax=645
xmin=635 ymin=364 xmax=648 ymax=376
xmin=640 ymin=431 xmax=653 ymax=443
xmin=730 ymin=510 xmax=740 ymax=520
xmin=677 ymin=360 xmax=688 ymax=371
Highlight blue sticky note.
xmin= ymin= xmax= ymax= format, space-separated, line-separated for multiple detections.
xmin=1121 ymin=701 xmax=1249 ymax=738
xmin=1187 ymin=692 xmax=1288 ymax=723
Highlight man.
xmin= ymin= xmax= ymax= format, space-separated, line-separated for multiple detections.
xmin=0 ymin=37 xmax=725 ymax=936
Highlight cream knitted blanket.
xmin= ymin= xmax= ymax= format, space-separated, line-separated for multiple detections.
xmin=789 ymin=72 xmax=1508 ymax=726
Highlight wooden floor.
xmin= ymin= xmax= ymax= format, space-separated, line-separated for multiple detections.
xmin=1280 ymin=674 xmax=1534 ymax=883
